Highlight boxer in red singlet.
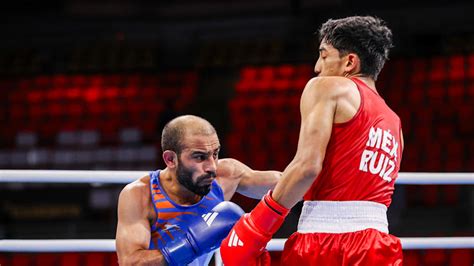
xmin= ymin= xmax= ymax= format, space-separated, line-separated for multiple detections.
xmin=221 ymin=16 xmax=404 ymax=266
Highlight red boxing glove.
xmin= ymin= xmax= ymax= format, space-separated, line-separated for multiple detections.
xmin=220 ymin=191 xmax=289 ymax=266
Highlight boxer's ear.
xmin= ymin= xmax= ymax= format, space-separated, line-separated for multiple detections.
xmin=163 ymin=150 xmax=177 ymax=168
xmin=342 ymin=53 xmax=361 ymax=76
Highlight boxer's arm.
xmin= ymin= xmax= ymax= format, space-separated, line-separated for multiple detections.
xmin=116 ymin=184 xmax=167 ymax=266
xmin=216 ymin=158 xmax=281 ymax=200
xmin=272 ymin=77 xmax=339 ymax=208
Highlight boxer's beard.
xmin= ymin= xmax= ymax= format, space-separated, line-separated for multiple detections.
xmin=176 ymin=159 xmax=214 ymax=196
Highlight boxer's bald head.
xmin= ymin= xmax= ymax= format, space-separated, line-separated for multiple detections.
xmin=161 ymin=115 xmax=217 ymax=154
xmin=161 ymin=115 xmax=220 ymax=196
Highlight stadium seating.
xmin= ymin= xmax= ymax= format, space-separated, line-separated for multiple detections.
xmin=2 ymin=72 xmax=197 ymax=170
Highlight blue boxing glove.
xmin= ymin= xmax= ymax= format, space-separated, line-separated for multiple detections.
xmin=158 ymin=201 xmax=244 ymax=266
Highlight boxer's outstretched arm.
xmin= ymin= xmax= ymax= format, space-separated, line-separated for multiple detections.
xmin=217 ymin=158 xmax=281 ymax=200
xmin=272 ymin=77 xmax=342 ymax=209
xmin=116 ymin=183 xmax=167 ymax=266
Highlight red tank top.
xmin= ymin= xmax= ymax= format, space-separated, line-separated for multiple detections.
xmin=303 ymin=77 xmax=403 ymax=207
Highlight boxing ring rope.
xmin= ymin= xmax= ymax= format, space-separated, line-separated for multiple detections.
xmin=1 ymin=237 xmax=474 ymax=252
xmin=1 ymin=170 xmax=473 ymax=184
xmin=1 ymin=170 xmax=473 ymax=262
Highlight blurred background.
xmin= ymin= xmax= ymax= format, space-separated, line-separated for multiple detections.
xmin=1 ymin=0 xmax=473 ymax=265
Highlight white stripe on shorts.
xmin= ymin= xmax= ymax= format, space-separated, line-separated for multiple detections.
xmin=297 ymin=201 xmax=389 ymax=234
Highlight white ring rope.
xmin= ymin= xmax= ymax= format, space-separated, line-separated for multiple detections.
xmin=0 ymin=240 xmax=115 ymax=252
xmin=0 ymin=237 xmax=473 ymax=252
xmin=0 ymin=170 xmax=147 ymax=184
xmin=1 ymin=170 xmax=473 ymax=184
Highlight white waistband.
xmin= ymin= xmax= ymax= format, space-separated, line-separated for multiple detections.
xmin=297 ymin=201 xmax=388 ymax=234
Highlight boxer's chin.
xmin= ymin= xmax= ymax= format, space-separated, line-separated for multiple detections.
xmin=177 ymin=165 xmax=212 ymax=196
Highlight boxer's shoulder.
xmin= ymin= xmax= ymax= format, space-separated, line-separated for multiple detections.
xmin=119 ymin=175 xmax=153 ymax=218
xmin=122 ymin=175 xmax=151 ymax=199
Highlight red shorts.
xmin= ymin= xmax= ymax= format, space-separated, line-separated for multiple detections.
xmin=281 ymin=228 xmax=402 ymax=266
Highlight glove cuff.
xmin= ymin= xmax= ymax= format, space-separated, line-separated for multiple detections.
xmin=264 ymin=190 xmax=290 ymax=217
xmin=250 ymin=190 xmax=289 ymax=235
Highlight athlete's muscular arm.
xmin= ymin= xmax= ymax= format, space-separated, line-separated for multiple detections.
xmin=216 ymin=158 xmax=281 ymax=200
xmin=116 ymin=181 xmax=167 ymax=266
xmin=272 ymin=77 xmax=346 ymax=208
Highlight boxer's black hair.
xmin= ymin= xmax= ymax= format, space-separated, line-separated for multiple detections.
xmin=318 ymin=16 xmax=393 ymax=80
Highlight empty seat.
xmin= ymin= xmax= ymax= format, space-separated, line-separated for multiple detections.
xmin=0 ymin=253 xmax=9 ymax=266
xmin=407 ymin=85 xmax=425 ymax=105
xmin=11 ymin=254 xmax=31 ymax=266
xmin=16 ymin=131 xmax=38 ymax=148
xmin=116 ymin=147 xmax=140 ymax=163
xmin=426 ymin=83 xmax=446 ymax=105
xmin=272 ymin=78 xmax=292 ymax=91
xmin=421 ymin=185 xmax=439 ymax=206
xmin=85 ymin=252 xmax=106 ymax=266
xmin=400 ymin=145 xmax=419 ymax=171
xmin=27 ymin=90 xmax=43 ymax=103
xmin=60 ymin=253 xmax=80 ymax=266
xmin=447 ymin=81 xmax=465 ymax=104
xmin=423 ymin=141 xmax=442 ymax=171
xmin=52 ymin=74 xmax=69 ymax=88
xmin=429 ymin=57 xmax=447 ymax=82
xmin=423 ymin=249 xmax=448 ymax=266
xmin=119 ymin=128 xmax=142 ymax=144
xmin=52 ymin=150 xmax=75 ymax=167
xmin=467 ymin=54 xmax=474 ymax=78
xmin=10 ymin=105 xmax=26 ymax=120
xmin=292 ymin=77 xmax=308 ymax=89
xmin=396 ymin=108 xmax=412 ymax=133
xmin=34 ymin=75 xmax=52 ymax=89
xmin=70 ymin=75 xmax=88 ymax=87
xmin=410 ymin=58 xmax=427 ymax=84
xmin=236 ymin=64 xmax=312 ymax=94
xmin=444 ymin=142 xmax=463 ymax=171
xmin=18 ymin=79 xmax=33 ymax=90
xmin=276 ymin=64 xmax=296 ymax=78
xmin=449 ymin=249 xmax=473 ymax=266
xmin=413 ymin=122 xmax=432 ymax=140
xmin=449 ymin=55 xmax=465 ymax=81
xmin=138 ymin=146 xmax=157 ymax=162
xmin=437 ymin=123 xmax=454 ymax=139
xmin=109 ymin=252 xmax=119 ymax=266
xmin=260 ymin=66 xmax=275 ymax=81
xmin=403 ymin=250 xmax=421 ymax=266
xmin=457 ymin=104 xmax=474 ymax=136
xmin=36 ymin=253 xmax=58 ymax=266
xmin=56 ymin=129 xmax=99 ymax=147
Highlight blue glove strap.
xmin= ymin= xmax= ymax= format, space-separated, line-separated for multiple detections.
xmin=159 ymin=231 xmax=196 ymax=266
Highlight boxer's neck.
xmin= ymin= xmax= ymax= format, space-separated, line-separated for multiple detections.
xmin=160 ymin=168 xmax=202 ymax=206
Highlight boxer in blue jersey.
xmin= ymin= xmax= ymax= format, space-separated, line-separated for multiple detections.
xmin=116 ymin=115 xmax=281 ymax=265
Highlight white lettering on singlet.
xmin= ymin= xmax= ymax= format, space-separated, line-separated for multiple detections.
xmin=359 ymin=127 xmax=399 ymax=182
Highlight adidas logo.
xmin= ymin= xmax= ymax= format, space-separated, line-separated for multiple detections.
xmin=227 ymin=230 xmax=243 ymax=247
xmin=202 ymin=212 xmax=219 ymax=226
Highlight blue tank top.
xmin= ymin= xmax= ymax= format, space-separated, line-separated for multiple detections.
xmin=148 ymin=170 xmax=225 ymax=265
